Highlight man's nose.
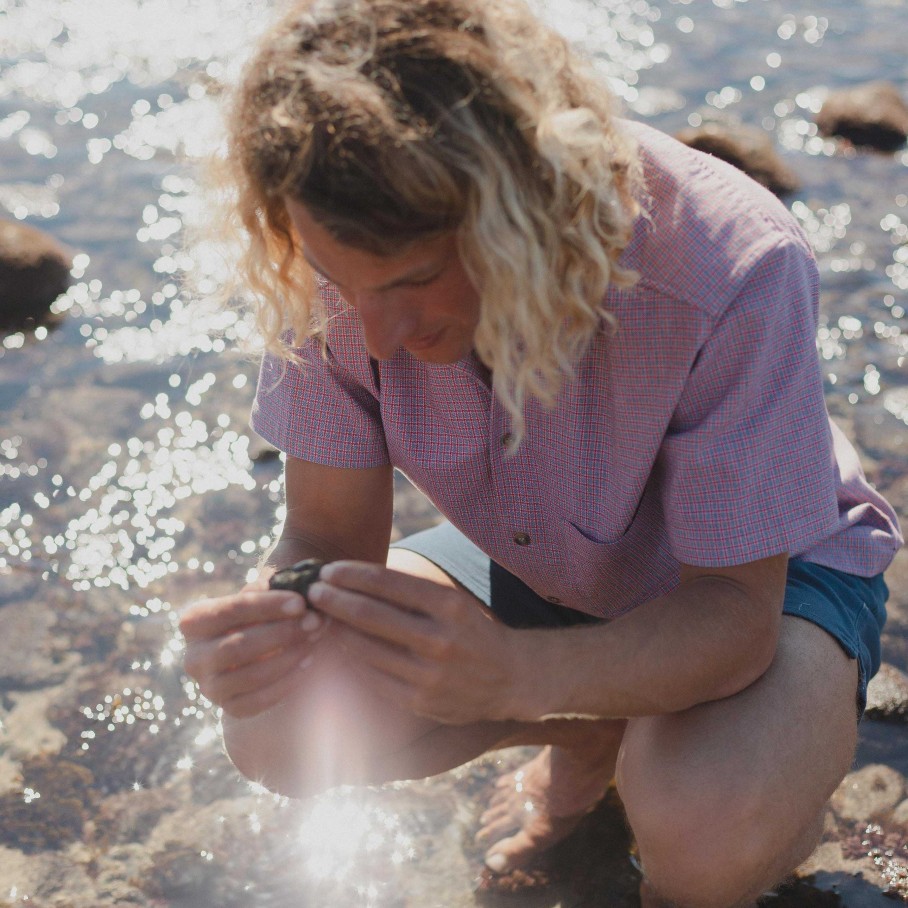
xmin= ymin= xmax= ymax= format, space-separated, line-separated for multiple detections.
xmin=354 ymin=294 xmax=417 ymax=360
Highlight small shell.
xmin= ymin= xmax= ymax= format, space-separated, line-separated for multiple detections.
xmin=268 ymin=558 xmax=326 ymax=607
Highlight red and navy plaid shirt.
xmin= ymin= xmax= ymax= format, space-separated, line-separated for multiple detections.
xmin=252 ymin=121 xmax=902 ymax=619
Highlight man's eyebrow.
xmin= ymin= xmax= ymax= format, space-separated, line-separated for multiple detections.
xmin=301 ymin=250 xmax=442 ymax=292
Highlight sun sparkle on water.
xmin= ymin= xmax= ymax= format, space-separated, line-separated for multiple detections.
xmin=297 ymin=792 xmax=416 ymax=885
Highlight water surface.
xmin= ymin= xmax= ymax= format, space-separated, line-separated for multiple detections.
xmin=1 ymin=0 xmax=906 ymax=904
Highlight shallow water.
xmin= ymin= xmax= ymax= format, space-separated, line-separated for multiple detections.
xmin=0 ymin=0 xmax=906 ymax=905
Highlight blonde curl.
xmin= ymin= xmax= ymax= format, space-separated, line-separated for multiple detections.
xmin=198 ymin=0 xmax=641 ymax=444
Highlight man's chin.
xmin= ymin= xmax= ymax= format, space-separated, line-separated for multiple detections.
xmin=405 ymin=336 xmax=472 ymax=364
xmin=409 ymin=348 xmax=466 ymax=364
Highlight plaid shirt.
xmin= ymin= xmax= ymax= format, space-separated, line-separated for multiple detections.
xmin=252 ymin=121 xmax=902 ymax=619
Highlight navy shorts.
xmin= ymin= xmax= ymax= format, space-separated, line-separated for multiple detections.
xmin=393 ymin=522 xmax=889 ymax=716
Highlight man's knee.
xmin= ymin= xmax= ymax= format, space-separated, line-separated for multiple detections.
xmin=616 ymin=718 xmax=824 ymax=907
xmin=386 ymin=546 xmax=460 ymax=587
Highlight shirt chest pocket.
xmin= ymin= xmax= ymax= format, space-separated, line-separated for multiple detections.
xmin=557 ymin=495 xmax=679 ymax=618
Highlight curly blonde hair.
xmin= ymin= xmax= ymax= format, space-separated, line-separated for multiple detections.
xmin=213 ymin=0 xmax=640 ymax=443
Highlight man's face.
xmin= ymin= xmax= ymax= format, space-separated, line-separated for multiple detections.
xmin=286 ymin=198 xmax=481 ymax=364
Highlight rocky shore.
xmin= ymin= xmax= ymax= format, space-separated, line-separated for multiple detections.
xmin=1 ymin=0 xmax=906 ymax=904
xmin=1 ymin=456 xmax=906 ymax=906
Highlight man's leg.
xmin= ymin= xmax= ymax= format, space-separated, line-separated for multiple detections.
xmin=221 ymin=548 xmax=617 ymax=798
xmin=618 ymin=614 xmax=857 ymax=908
xmin=224 ymin=548 xmax=859 ymax=907
xmin=382 ymin=548 xmax=626 ymax=870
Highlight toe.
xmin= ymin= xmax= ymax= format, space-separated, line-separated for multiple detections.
xmin=476 ymin=809 xmax=520 ymax=843
xmin=479 ymin=801 xmax=510 ymax=827
xmin=484 ymin=830 xmax=539 ymax=873
xmin=492 ymin=769 xmax=523 ymax=794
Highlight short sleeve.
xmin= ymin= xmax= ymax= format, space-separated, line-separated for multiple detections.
xmin=250 ymin=339 xmax=390 ymax=468
xmin=658 ymin=240 xmax=839 ymax=566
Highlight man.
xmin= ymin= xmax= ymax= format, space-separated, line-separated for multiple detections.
xmin=180 ymin=1 xmax=901 ymax=904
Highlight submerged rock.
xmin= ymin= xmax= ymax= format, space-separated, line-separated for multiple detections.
xmin=139 ymin=841 xmax=227 ymax=901
xmin=893 ymin=799 xmax=908 ymax=832
xmin=0 ymin=219 xmax=72 ymax=331
xmin=0 ymin=600 xmax=78 ymax=689
xmin=831 ymin=764 xmax=905 ymax=822
xmin=0 ymin=755 xmax=96 ymax=853
xmin=675 ymin=123 xmax=800 ymax=196
xmin=865 ymin=662 xmax=908 ymax=722
xmin=816 ymin=81 xmax=908 ymax=151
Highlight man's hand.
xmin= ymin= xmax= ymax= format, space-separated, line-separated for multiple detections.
xmin=308 ymin=561 xmax=525 ymax=725
xmin=179 ymin=578 xmax=326 ymax=718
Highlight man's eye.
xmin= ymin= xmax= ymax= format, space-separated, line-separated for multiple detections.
xmin=406 ymin=273 xmax=440 ymax=288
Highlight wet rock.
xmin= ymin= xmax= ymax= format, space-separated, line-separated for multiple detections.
xmin=0 ymin=755 xmax=23 ymax=810
xmin=3 ymin=688 xmax=68 ymax=758
xmin=0 ymin=754 xmax=96 ymax=853
xmin=0 ymin=846 xmax=41 ymax=901
xmin=865 ymin=663 xmax=908 ymax=723
xmin=48 ymin=669 xmax=195 ymax=796
xmin=816 ymin=81 xmax=908 ymax=152
xmin=0 ymin=569 xmax=41 ymax=607
xmin=675 ymin=123 xmax=800 ymax=196
xmin=841 ymin=822 xmax=908 ymax=900
xmin=0 ymin=219 xmax=72 ymax=331
xmin=92 ymin=786 xmax=176 ymax=847
xmin=831 ymin=764 xmax=905 ymax=822
xmin=139 ymin=841 xmax=225 ymax=901
xmin=892 ymin=799 xmax=908 ymax=832
xmin=766 ymin=876 xmax=850 ymax=906
xmin=92 ymin=843 xmax=153 ymax=906
xmin=0 ymin=845 xmax=89 ymax=908
xmin=0 ymin=600 xmax=77 ymax=689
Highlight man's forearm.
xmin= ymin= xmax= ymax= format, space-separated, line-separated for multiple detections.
xmin=510 ymin=574 xmax=782 ymax=721
xmin=261 ymin=525 xmax=388 ymax=575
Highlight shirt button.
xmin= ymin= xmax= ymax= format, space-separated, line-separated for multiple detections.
xmin=500 ymin=432 xmax=513 ymax=447
xmin=546 ymin=596 xmax=562 ymax=604
xmin=513 ymin=532 xmax=532 ymax=546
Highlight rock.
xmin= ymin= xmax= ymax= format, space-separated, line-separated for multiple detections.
xmin=865 ymin=662 xmax=908 ymax=722
xmin=0 ymin=568 xmax=41 ymax=607
xmin=0 ymin=219 xmax=72 ymax=331
xmin=0 ymin=754 xmax=97 ymax=853
xmin=831 ymin=764 xmax=905 ymax=822
xmin=892 ymin=798 xmax=908 ymax=832
xmin=0 ymin=752 xmax=21 ymax=797
xmin=139 ymin=841 xmax=226 ymax=901
xmin=0 ymin=601 xmax=76 ymax=689
xmin=91 ymin=843 xmax=154 ymax=906
xmin=3 ymin=688 xmax=68 ymax=759
xmin=816 ymin=81 xmax=908 ymax=152
xmin=675 ymin=123 xmax=800 ymax=196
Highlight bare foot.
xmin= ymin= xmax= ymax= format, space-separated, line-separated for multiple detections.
xmin=476 ymin=738 xmax=619 ymax=875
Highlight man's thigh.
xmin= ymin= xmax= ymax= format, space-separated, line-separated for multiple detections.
xmin=617 ymin=615 xmax=858 ymax=897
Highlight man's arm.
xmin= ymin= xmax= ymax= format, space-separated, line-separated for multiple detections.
xmin=307 ymin=551 xmax=789 ymax=725
xmin=512 ymin=553 xmax=789 ymax=721
xmin=180 ymin=456 xmax=394 ymax=789
xmin=266 ymin=455 xmax=394 ymax=569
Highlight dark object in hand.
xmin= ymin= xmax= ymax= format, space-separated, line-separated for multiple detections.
xmin=268 ymin=558 xmax=326 ymax=607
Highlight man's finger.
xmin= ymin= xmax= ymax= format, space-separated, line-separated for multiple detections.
xmin=213 ymin=620 xmax=311 ymax=669
xmin=204 ymin=643 xmax=310 ymax=703
xmin=318 ymin=560 xmax=452 ymax=616
xmin=179 ymin=589 xmax=309 ymax=639
xmin=333 ymin=624 xmax=429 ymax=684
xmin=309 ymin=581 xmax=441 ymax=652
xmin=221 ymin=658 xmax=313 ymax=719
